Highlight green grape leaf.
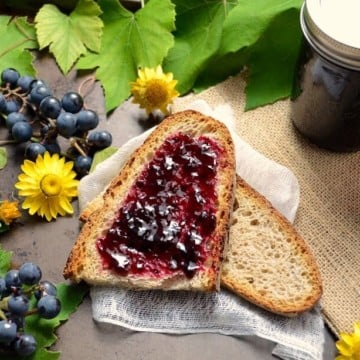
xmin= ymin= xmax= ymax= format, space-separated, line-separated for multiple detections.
xmin=90 ymin=146 xmax=118 ymax=173
xmin=0 ymin=245 xmax=12 ymax=276
xmin=163 ymin=0 xmax=237 ymax=94
xmin=0 ymin=147 xmax=7 ymax=169
xmin=244 ymin=8 xmax=303 ymax=109
xmin=77 ymin=0 xmax=176 ymax=112
xmin=35 ymin=0 xmax=103 ymax=74
xmin=218 ymin=0 xmax=302 ymax=109
xmin=0 ymin=16 xmax=38 ymax=76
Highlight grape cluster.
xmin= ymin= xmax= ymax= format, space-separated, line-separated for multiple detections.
xmin=0 ymin=68 xmax=113 ymax=177
xmin=0 ymin=262 xmax=60 ymax=357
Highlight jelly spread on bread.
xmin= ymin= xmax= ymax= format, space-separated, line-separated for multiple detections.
xmin=96 ymin=133 xmax=222 ymax=278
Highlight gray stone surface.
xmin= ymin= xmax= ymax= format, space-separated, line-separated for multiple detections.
xmin=0 ymin=56 xmax=337 ymax=359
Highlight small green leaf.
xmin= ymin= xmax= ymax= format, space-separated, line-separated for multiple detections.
xmin=0 ymin=16 xmax=38 ymax=76
xmin=90 ymin=146 xmax=118 ymax=173
xmin=35 ymin=0 xmax=103 ymax=74
xmin=164 ymin=0 xmax=236 ymax=94
xmin=0 ymin=147 xmax=8 ymax=169
xmin=77 ymin=0 xmax=176 ymax=112
xmin=244 ymin=7 xmax=303 ymax=109
xmin=0 ymin=245 xmax=12 ymax=276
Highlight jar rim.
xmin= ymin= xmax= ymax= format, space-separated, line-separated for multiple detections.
xmin=301 ymin=2 xmax=360 ymax=70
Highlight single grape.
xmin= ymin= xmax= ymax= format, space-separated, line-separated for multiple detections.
xmin=43 ymin=139 xmax=61 ymax=155
xmin=29 ymin=79 xmax=47 ymax=90
xmin=61 ymin=91 xmax=84 ymax=113
xmin=29 ymin=85 xmax=52 ymax=106
xmin=25 ymin=142 xmax=47 ymax=161
xmin=76 ymin=109 xmax=99 ymax=132
xmin=19 ymin=262 xmax=42 ymax=285
xmin=39 ymin=95 xmax=62 ymax=119
xmin=0 ymin=93 xmax=6 ymax=113
xmin=11 ymin=121 xmax=33 ymax=142
xmin=14 ymin=333 xmax=37 ymax=356
xmin=56 ymin=112 xmax=77 ymax=138
xmin=8 ymin=294 xmax=29 ymax=316
xmin=6 ymin=112 xmax=27 ymax=130
xmin=4 ymin=99 xmax=21 ymax=114
xmin=0 ymin=320 xmax=17 ymax=344
xmin=1 ymin=68 xmax=20 ymax=88
xmin=74 ymin=155 xmax=92 ymax=176
xmin=34 ymin=280 xmax=57 ymax=300
xmin=88 ymin=130 xmax=112 ymax=149
xmin=37 ymin=295 xmax=61 ymax=319
xmin=4 ymin=269 xmax=22 ymax=289
xmin=17 ymin=75 xmax=35 ymax=93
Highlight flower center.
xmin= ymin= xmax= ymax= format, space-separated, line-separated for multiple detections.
xmin=40 ymin=174 xmax=62 ymax=197
xmin=145 ymin=80 xmax=168 ymax=106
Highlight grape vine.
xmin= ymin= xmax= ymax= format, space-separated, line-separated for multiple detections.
xmin=0 ymin=67 xmax=113 ymax=177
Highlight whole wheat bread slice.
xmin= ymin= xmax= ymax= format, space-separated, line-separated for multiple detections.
xmin=63 ymin=110 xmax=236 ymax=291
xmin=221 ymin=176 xmax=322 ymax=316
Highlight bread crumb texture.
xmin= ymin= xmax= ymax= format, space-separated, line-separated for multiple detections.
xmin=221 ymin=178 xmax=322 ymax=316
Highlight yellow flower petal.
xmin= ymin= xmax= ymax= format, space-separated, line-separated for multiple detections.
xmin=16 ymin=152 xmax=79 ymax=221
xmin=131 ymin=65 xmax=179 ymax=115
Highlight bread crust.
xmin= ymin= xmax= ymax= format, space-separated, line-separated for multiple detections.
xmin=63 ymin=110 xmax=236 ymax=291
xmin=221 ymin=176 xmax=322 ymax=316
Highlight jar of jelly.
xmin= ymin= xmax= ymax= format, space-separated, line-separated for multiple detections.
xmin=291 ymin=0 xmax=360 ymax=152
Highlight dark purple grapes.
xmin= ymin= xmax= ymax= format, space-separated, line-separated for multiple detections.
xmin=39 ymin=95 xmax=62 ymax=119
xmin=76 ymin=109 xmax=99 ymax=131
xmin=11 ymin=121 xmax=33 ymax=142
xmin=8 ymin=295 xmax=29 ymax=316
xmin=4 ymin=270 xmax=22 ymax=289
xmin=0 ymin=262 xmax=62 ymax=357
xmin=74 ymin=155 xmax=92 ymax=176
xmin=37 ymin=295 xmax=61 ymax=319
xmin=61 ymin=91 xmax=84 ymax=113
xmin=4 ymin=99 xmax=21 ymax=114
xmin=25 ymin=142 xmax=47 ymax=161
xmin=88 ymin=130 xmax=112 ymax=149
xmin=14 ymin=333 xmax=37 ymax=356
xmin=56 ymin=112 xmax=77 ymax=137
xmin=34 ymin=280 xmax=57 ymax=300
xmin=6 ymin=112 xmax=27 ymax=130
xmin=29 ymin=84 xmax=52 ymax=105
xmin=0 ymin=320 xmax=17 ymax=343
xmin=1 ymin=68 xmax=20 ymax=88
xmin=17 ymin=75 xmax=35 ymax=93
xmin=19 ymin=262 xmax=42 ymax=285
xmin=0 ymin=68 xmax=107 ymax=178
xmin=43 ymin=139 xmax=61 ymax=154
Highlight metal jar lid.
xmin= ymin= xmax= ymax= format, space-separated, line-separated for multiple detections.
xmin=301 ymin=0 xmax=360 ymax=70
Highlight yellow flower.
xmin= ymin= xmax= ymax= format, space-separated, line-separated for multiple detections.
xmin=131 ymin=65 xmax=179 ymax=115
xmin=15 ymin=152 xmax=79 ymax=222
xmin=0 ymin=200 xmax=21 ymax=225
xmin=336 ymin=322 xmax=360 ymax=360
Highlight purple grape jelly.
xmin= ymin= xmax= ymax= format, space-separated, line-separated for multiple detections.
xmin=96 ymin=133 xmax=223 ymax=278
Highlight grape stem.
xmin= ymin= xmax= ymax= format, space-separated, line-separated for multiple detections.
xmin=70 ymin=138 xmax=87 ymax=157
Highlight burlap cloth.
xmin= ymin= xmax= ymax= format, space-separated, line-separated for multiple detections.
xmin=173 ymin=72 xmax=360 ymax=336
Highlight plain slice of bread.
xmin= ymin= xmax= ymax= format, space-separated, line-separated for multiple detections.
xmin=63 ymin=110 xmax=236 ymax=291
xmin=221 ymin=176 xmax=322 ymax=316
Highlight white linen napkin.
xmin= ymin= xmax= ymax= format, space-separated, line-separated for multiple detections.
xmin=78 ymin=100 xmax=324 ymax=360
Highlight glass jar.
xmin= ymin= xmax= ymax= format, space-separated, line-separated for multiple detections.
xmin=291 ymin=0 xmax=360 ymax=152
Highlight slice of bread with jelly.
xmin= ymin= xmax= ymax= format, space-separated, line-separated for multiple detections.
xmin=221 ymin=176 xmax=322 ymax=316
xmin=63 ymin=110 xmax=236 ymax=291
